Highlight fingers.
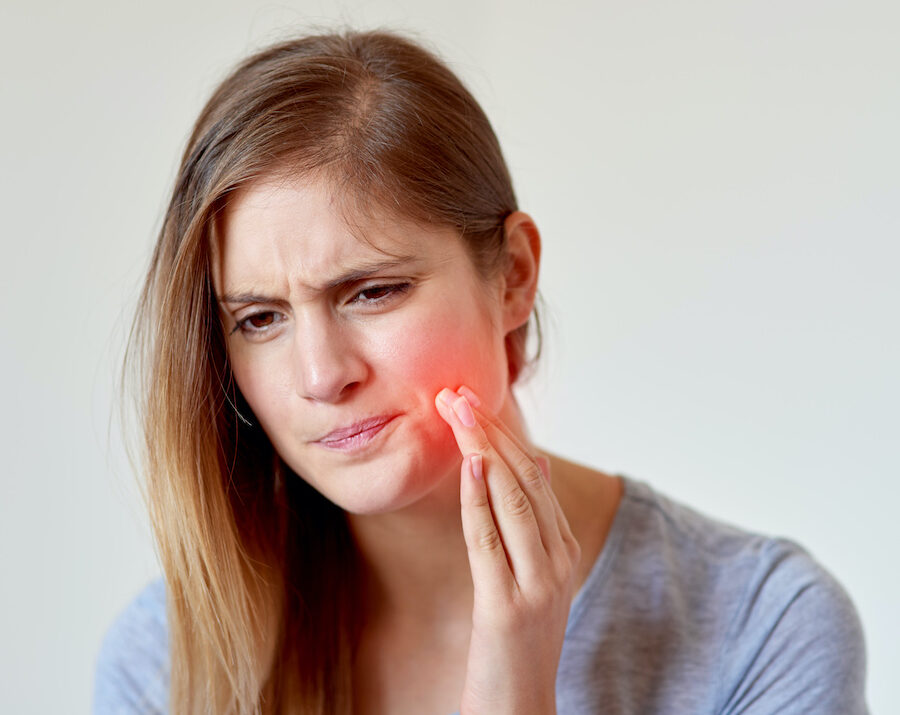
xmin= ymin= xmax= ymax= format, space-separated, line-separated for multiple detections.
xmin=436 ymin=389 xmax=546 ymax=580
xmin=452 ymin=387 xmax=577 ymax=557
xmin=477 ymin=417 xmax=564 ymax=554
xmin=442 ymin=388 xmax=581 ymax=713
xmin=458 ymin=453 xmax=515 ymax=597
xmin=435 ymin=387 xmax=575 ymax=584
xmin=458 ymin=385 xmax=539 ymax=475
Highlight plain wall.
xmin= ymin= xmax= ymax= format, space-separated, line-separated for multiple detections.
xmin=0 ymin=0 xmax=896 ymax=712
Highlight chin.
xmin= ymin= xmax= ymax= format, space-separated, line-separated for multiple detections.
xmin=312 ymin=451 xmax=461 ymax=517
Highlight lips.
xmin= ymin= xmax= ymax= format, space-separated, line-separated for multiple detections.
xmin=316 ymin=414 xmax=398 ymax=444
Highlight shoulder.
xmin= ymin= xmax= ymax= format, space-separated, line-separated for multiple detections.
xmin=93 ymin=578 xmax=169 ymax=715
xmin=617 ymin=477 xmax=869 ymax=713
xmin=715 ymin=535 xmax=868 ymax=713
xmin=618 ymin=476 xmax=775 ymax=564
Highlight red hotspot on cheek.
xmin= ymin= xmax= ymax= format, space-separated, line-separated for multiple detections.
xmin=400 ymin=325 xmax=505 ymax=417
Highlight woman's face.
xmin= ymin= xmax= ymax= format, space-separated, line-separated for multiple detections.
xmin=211 ymin=174 xmax=512 ymax=515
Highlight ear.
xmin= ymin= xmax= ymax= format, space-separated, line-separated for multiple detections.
xmin=500 ymin=211 xmax=542 ymax=334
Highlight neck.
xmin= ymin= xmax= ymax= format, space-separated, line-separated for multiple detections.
xmin=346 ymin=391 xmax=533 ymax=627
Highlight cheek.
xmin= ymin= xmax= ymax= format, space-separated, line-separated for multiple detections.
xmin=369 ymin=299 xmax=508 ymax=406
xmin=228 ymin=352 xmax=292 ymax=427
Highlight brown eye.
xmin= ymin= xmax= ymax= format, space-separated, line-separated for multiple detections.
xmin=359 ymin=286 xmax=394 ymax=301
xmin=353 ymin=283 xmax=412 ymax=305
xmin=234 ymin=311 xmax=280 ymax=336
xmin=248 ymin=312 xmax=275 ymax=328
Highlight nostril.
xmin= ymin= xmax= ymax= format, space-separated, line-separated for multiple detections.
xmin=341 ymin=381 xmax=361 ymax=395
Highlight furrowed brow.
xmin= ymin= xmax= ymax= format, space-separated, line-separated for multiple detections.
xmin=217 ymin=255 xmax=419 ymax=305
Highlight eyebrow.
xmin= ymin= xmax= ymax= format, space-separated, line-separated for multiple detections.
xmin=217 ymin=255 xmax=420 ymax=305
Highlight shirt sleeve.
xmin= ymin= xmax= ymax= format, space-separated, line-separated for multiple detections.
xmin=716 ymin=538 xmax=868 ymax=714
xmin=93 ymin=579 xmax=169 ymax=715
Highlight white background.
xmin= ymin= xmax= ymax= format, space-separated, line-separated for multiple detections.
xmin=1 ymin=1 xmax=897 ymax=712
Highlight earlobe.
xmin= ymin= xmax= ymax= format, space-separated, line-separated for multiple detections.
xmin=501 ymin=211 xmax=542 ymax=333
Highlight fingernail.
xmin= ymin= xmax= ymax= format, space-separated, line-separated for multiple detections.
xmin=453 ymin=396 xmax=476 ymax=427
xmin=470 ymin=454 xmax=483 ymax=480
xmin=437 ymin=388 xmax=457 ymax=406
xmin=457 ymin=385 xmax=482 ymax=407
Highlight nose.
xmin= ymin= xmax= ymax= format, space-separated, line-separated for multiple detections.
xmin=293 ymin=315 xmax=368 ymax=403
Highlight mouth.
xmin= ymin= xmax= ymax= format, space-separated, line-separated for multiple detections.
xmin=315 ymin=414 xmax=400 ymax=453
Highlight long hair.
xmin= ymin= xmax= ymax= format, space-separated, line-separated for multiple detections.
xmin=123 ymin=29 xmax=541 ymax=714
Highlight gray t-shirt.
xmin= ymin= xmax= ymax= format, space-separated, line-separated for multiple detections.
xmin=93 ymin=475 xmax=869 ymax=714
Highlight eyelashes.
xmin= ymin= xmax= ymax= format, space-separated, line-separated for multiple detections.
xmin=354 ymin=282 xmax=412 ymax=304
xmin=231 ymin=311 xmax=280 ymax=335
xmin=230 ymin=282 xmax=413 ymax=338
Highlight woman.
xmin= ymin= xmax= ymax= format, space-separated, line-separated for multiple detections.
xmin=94 ymin=30 xmax=868 ymax=714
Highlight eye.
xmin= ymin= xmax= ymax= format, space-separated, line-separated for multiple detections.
xmin=351 ymin=282 xmax=412 ymax=306
xmin=231 ymin=311 xmax=282 ymax=336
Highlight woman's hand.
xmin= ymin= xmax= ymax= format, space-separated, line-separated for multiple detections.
xmin=434 ymin=386 xmax=581 ymax=715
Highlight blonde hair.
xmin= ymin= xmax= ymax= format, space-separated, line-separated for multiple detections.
xmin=123 ymin=29 xmax=540 ymax=714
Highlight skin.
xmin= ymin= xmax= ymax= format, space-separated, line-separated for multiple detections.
xmin=211 ymin=173 xmax=623 ymax=715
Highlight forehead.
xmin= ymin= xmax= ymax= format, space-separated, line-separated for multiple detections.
xmin=210 ymin=174 xmax=458 ymax=295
